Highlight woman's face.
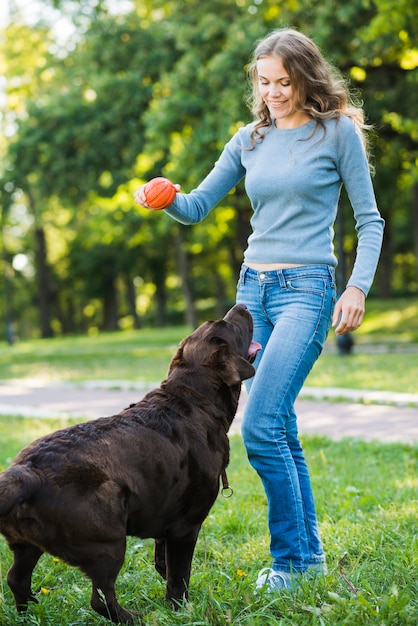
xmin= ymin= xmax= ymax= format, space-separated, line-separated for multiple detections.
xmin=256 ymin=56 xmax=304 ymax=128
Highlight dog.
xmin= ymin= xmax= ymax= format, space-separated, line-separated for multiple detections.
xmin=0 ymin=304 xmax=261 ymax=623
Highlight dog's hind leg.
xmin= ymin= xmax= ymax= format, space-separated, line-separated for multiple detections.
xmin=7 ymin=543 xmax=43 ymax=612
xmin=154 ymin=538 xmax=167 ymax=579
xmin=165 ymin=529 xmax=200 ymax=608
xmin=82 ymin=545 xmax=141 ymax=624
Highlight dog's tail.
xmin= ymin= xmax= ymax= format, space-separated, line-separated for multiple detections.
xmin=0 ymin=465 xmax=42 ymax=517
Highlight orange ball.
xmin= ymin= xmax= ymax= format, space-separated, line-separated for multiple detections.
xmin=144 ymin=177 xmax=177 ymax=210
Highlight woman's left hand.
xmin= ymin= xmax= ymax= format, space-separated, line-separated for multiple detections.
xmin=332 ymin=286 xmax=366 ymax=335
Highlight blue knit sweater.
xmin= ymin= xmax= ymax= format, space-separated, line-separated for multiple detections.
xmin=164 ymin=116 xmax=384 ymax=295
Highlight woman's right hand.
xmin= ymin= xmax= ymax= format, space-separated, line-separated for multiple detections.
xmin=133 ymin=184 xmax=149 ymax=209
xmin=133 ymin=182 xmax=181 ymax=210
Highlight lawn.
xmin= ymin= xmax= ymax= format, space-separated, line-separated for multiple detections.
xmin=0 ymin=326 xmax=189 ymax=384
xmin=0 ymin=298 xmax=417 ymax=393
xmin=0 ymin=418 xmax=417 ymax=625
xmin=0 ymin=297 xmax=417 ymax=624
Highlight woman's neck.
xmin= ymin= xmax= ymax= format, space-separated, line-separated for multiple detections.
xmin=274 ymin=111 xmax=311 ymax=129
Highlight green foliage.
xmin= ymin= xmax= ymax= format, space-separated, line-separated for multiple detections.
xmin=2 ymin=17 xmax=179 ymax=205
xmin=0 ymin=427 xmax=416 ymax=625
xmin=0 ymin=0 xmax=417 ymax=338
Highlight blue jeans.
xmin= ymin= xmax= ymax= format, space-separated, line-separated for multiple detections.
xmin=236 ymin=264 xmax=336 ymax=573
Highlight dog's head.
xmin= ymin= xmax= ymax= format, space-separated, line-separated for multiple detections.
xmin=168 ymin=304 xmax=261 ymax=387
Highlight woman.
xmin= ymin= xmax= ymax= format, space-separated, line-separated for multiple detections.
xmin=134 ymin=28 xmax=384 ymax=592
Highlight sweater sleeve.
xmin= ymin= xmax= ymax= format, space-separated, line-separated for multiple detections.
xmin=336 ymin=117 xmax=385 ymax=296
xmin=163 ymin=129 xmax=247 ymax=225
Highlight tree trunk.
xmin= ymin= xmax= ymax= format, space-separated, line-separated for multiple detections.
xmin=377 ymin=211 xmax=392 ymax=298
xmin=154 ymin=280 xmax=167 ymax=327
xmin=233 ymin=191 xmax=252 ymax=275
xmin=174 ymin=226 xmax=197 ymax=328
xmin=102 ymin=281 xmax=119 ymax=331
xmin=34 ymin=226 xmax=54 ymax=338
xmin=125 ymin=274 xmax=141 ymax=329
xmin=3 ymin=253 xmax=15 ymax=345
xmin=55 ymin=293 xmax=76 ymax=334
xmin=214 ymin=270 xmax=228 ymax=318
xmin=412 ymin=183 xmax=418 ymax=279
xmin=1 ymin=207 xmax=15 ymax=343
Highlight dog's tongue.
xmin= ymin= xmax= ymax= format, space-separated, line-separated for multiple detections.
xmin=248 ymin=341 xmax=262 ymax=358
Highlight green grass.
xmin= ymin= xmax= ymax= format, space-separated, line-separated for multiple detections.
xmin=354 ymin=298 xmax=418 ymax=342
xmin=305 ymin=297 xmax=418 ymax=394
xmin=0 ymin=418 xmax=417 ymax=625
xmin=0 ymin=298 xmax=417 ymax=622
xmin=0 ymin=326 xmax=189 ymax=384
xmin=307 ymin=351 xmax=418 ymax=394
xmin=1 ymin=298 xmax=418 ymax=393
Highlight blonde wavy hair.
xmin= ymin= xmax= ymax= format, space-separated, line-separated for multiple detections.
xmin=247 ymin=28 xmax=371 ymax=156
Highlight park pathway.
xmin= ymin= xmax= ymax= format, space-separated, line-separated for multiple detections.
xmin=0 ymin=380 xmax=417 ymax=444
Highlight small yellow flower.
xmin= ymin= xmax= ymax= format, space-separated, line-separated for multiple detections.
xmin=237 ymin=569 xmax=246 ymax=578
xmin=41 ymin=587 xmax=50 ymax=595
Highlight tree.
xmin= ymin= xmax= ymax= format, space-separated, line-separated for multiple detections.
xmin=1 ymin=0 xmax=417 ymax=340
xmin=0 ymin=20 xmax=63 ymax=336
xmin=1 ymin=10 xmax=179 ymax=335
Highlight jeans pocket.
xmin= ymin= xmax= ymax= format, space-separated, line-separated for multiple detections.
xmin=285 ymin=276 xmax=326 ymax=296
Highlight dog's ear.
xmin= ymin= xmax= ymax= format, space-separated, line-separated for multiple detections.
xmin=167 ymin=342 xmax=185 ymax=374
xmin=220 ymin=355 xmax=255 ymax=386
xmin=214 ymin=346 xmax=255 ymax=386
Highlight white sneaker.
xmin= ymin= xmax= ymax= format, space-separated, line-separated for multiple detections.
xmin=306 ymin=561 xmax=328 ymax=577
xmin=255 ymin=567 xmax=299 ymax=593
xmin=255 ymin=562 xmax=327 ymax=594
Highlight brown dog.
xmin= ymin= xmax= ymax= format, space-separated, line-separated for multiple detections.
xmin=0 ymin=304 xmax=261 ymax=623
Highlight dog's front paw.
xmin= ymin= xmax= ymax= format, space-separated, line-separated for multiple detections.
xmin=169 ymin=594 xmax=188 ymax=612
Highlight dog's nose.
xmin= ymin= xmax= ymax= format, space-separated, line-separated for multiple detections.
xmin=223 ymin=303 xmax=249 ymax=322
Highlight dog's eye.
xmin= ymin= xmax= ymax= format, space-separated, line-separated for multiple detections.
xmin=210 ymin=336 xmax=225 ymax=346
